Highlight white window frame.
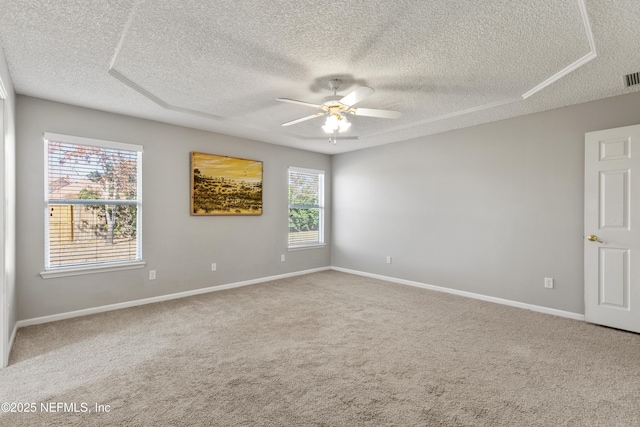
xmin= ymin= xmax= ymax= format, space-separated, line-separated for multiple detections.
xmin=40 ymin=132 xmax=145 ymax=279
xmin=288 ymin=166 xmax=325 ymax=249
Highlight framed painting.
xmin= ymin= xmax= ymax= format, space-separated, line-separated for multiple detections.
xmin=190 ymin=152 xmax=263 ymax=215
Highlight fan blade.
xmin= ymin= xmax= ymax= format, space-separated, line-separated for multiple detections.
xmin=339 ymin=86 xmax=375 ymax=107
xmin=276 ymin=98 xmax=321 ymax=109
xmin=350 ymin=107 xmax=401 ymax=119
xmin=282 ymin=112 xmax=325 ymax=127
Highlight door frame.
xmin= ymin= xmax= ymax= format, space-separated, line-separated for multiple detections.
xmin=0 ymin=85 xmax=6 ymax=367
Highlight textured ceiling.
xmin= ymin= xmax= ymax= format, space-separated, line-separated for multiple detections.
xmin=1 ymin=0 xmax=639 ymax=154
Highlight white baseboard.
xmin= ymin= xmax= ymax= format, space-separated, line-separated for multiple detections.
xmin=14 ymin=265 xmax=585 ymax=331
xmin=9 ymin=322 xmax=17 ymax=350
xmin=16 ymin=267 xmax=331 ymax=328
xmin=331 ymin=266 xmax=585 ymax=321
xmin=4 ymin=322 xmax=18 ymax=368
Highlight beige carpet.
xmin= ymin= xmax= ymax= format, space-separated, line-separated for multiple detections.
xmin=1 ymin=270 xmax=639 ymax=426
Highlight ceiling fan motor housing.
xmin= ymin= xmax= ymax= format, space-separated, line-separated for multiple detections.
xmin=321 ymin=95 xmax=343 ymax=106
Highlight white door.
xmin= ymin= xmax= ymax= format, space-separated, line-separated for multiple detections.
xmin=585 ymin=124 xmax=640 ymax=333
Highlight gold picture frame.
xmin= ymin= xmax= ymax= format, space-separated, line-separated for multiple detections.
xmin=190 ymin=152 xmax=263 ymax=215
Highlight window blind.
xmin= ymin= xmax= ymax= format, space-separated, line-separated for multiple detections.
xmin=45 ymin=134 xmax=142 ymax=269
xmin=288 ymin=167 xmax=324 ymax=247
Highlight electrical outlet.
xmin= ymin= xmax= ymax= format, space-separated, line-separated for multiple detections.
xmin=281 ymin=254 xmax=286 ymax=262
xmin=386 ymin=256 xmax=392 ymax=264
xmin=211 ymin=263 xmax=217 ymax=271
xmin=149 ymin=270 xmax=156 ymax=280
xmin=544 ymin=277 xmax=554 ymax=289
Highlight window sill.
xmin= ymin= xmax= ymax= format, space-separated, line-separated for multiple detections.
xmin=40 ymin=261 xmax=146 ymax=279
xmin=287 ymin=243 xmax=327 ymax=251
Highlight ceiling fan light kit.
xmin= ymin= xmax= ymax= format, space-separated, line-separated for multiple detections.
xmin=321 ymin=113 xmax=350 ymax=133
xmin=276 ymin=79 xmax=401 ymax=144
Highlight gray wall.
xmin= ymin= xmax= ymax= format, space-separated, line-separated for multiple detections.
xmin=332 ymin=91 xmax=640 ymax=315
xmin=13 ymin=91 xmax=640 ymax=322
xmin=0 ymin=48 xmax=16 ymax=367
xmin=16 ymin=96 xmax=331 ymax=320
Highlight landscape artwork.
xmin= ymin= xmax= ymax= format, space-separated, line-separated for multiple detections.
xmin=191 ymin=152 xmax=263 ymax=215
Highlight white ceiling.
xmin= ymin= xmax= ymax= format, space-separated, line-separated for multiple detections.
xmin=1 ymin=0 xmax=639 ymax=154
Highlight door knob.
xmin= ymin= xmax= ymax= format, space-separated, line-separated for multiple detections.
xmin=587 ymin=234 xmax=603 ymax=243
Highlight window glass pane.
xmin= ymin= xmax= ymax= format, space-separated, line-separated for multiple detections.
xmin=48 ymin=204 xmax=138 ymax=268
xmin=288 ymin=208 xmax=320 ymax=246
xmin=48 ymin=141 xmax=138 ymax=201
xmin=288 ymin=171 xmax=320 ymax=207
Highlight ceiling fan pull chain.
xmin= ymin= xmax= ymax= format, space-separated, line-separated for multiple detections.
xmin=330 ymin=130 xmax=338 ymax=144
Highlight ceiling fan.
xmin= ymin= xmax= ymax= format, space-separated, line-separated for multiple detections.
xmin=276 ymin=79 xmax=401 ymax=143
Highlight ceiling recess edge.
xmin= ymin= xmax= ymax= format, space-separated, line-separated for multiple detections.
xmin=106 ymin=0 xmax=597 ymax=143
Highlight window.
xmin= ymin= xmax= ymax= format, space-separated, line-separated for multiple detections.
xmin=288 ymin=167 xmax=324 ymax=248
xmin=43 ymin=133 xmax=143 ymax=274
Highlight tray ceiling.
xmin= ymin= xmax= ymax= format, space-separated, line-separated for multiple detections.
xmin=1 ymin=0 xmax=639 ymax=154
